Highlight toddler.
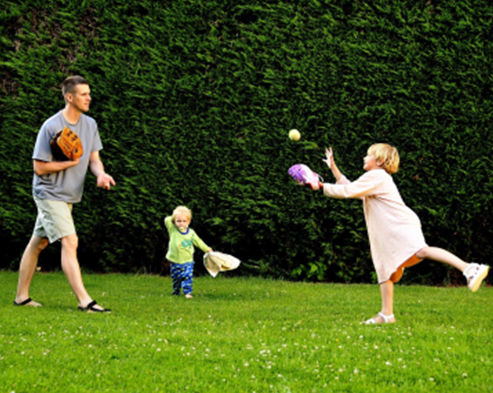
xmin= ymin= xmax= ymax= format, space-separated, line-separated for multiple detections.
xmin=165 ymin=206 xmax=212 ymax=298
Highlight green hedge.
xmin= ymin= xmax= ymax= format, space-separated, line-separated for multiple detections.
xmin=1 ymin=0 xmax=492 ymax=285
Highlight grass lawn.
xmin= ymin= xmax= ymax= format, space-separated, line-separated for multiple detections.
xmin=1 ymin=271 xmax=492 ymax=392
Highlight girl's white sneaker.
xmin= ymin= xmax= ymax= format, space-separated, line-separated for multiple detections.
xmin=464 ymin=263 xmax=489 ymax=292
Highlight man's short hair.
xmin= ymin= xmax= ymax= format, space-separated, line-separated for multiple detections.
xmin=61 ymin=75 xmax=89 ymax=97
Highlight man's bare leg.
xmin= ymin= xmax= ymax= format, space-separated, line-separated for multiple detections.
xmin=15 ymin=236 xmax=48 ymax=306
xmin=61 ymin=234 xmax=105 ymax=311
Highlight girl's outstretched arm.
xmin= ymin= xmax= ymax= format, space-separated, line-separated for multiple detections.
xmin=323 ymin=147 xmax=343 ymax=182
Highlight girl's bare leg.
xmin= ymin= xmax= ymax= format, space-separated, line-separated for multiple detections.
xmin=416 ymin=246 xmax=489 ymax=292
xmin=366 ymin=280 xmax=396 ymax=324
xmin=416 ymin=247 xmax=469 ymax=271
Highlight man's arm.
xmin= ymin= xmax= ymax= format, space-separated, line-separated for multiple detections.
xmin=89 ymin=151 xmax=116 ymax=190
xmin=33 ymin=159 xmax=80 ymax=176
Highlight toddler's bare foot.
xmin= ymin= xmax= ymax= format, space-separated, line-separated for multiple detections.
xmin=185 ymin=294 xmax=193 ymax=299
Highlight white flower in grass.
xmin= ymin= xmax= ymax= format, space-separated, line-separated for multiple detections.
xmin=353 ymin=369 xmax=358 ymax=374
xmin=462 ymin=373 xmax=468 ymax=378
xmin=385 ymin=361 xmax=392 ymax=366
xmin=156 ymin=348 xmax=161 ymax=352
xmin=430 ymin=377 xmax=435 ymax=382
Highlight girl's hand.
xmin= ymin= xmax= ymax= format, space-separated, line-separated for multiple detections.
xmin=323 ymin=147 xmax=334 ymax=169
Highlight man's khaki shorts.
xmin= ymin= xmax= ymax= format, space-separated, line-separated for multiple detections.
xmin=33 ymin=197 xmax=76 ymax=243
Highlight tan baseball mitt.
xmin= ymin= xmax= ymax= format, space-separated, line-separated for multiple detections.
xmin=50 ymin=126 xmax=84 ymax=161
xmin=203 ymin=251 xmax=241 ymax=278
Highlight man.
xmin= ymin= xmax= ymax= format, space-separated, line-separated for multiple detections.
xmin=14 ymin=75 xmax=115 ymax=312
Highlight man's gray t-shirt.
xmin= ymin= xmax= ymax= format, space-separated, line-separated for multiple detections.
xmin=32 ymin=110 xmax=103 ymax=203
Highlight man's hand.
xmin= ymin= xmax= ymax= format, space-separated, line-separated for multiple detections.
xmin=97 ymin=173 xmax=116 ymax=190
xmin=33 ymin=158 xmax=80 ymax=176
xmin=90 ymin=151 xmax=115 ymax=190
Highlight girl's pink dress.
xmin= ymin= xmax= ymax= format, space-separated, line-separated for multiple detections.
xmin=323 ymin=169 xmax=427 ymax=283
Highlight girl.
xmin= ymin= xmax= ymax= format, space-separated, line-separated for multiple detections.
xmin=297 ymin=143 xmax=489 ymax=324
xmin=164 ymin=206 xmax=212 ymax=298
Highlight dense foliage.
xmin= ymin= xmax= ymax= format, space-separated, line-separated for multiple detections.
xmin=1 ymin=0 xmax=492 ymax=285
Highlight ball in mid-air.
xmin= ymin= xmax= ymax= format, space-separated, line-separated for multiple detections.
xmin=289 ymin=129 xmax=301 ymax=141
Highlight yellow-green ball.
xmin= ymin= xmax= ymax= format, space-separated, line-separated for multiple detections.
xmin=289 ymin=129 xmax=301 ymax=141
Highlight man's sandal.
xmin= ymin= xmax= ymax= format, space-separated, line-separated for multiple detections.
xmin=464 ymin=263 xmax=489 ymax=292
xmin=78 ymin=300 xmax=111 ymax=313
xmin=14 ymin=298 xmax=41 ymax=307
xmin=365 ymin=312 xmax=395 ymax=325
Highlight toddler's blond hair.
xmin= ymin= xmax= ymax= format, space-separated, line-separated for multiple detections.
xmin=368 ymin=143 xmax=400 ymax=174
xmin=172 ymin=205 xmax=192 ymax=221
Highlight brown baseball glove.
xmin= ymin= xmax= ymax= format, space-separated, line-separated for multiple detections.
xmin=50 ymin=126 xmax=84 ymax=161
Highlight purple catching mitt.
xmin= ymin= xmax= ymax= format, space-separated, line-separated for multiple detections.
xmin=288 ymin=164 xmax=323 ymax=191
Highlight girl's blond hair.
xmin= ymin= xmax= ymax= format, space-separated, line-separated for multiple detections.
xmin=368 ymin=143 xmax=400 ymax=174
xmin=172 ymin=205 xmax=192 ymax=221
